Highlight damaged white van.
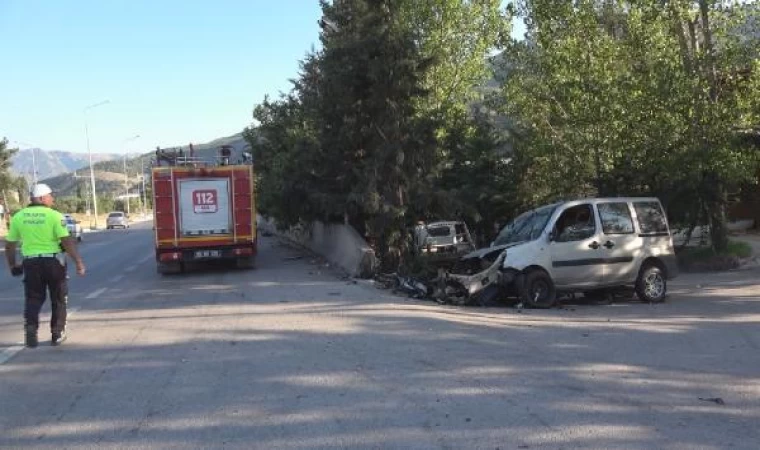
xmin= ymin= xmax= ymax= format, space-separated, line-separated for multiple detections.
xmin=446 ymin=198 xmax=679 ymax=308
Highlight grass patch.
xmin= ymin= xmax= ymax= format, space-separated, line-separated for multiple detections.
xmin=677 ymin=239 xmax=753 ymax=272
xmin=680 ymin=240 xmax=752 ymax=259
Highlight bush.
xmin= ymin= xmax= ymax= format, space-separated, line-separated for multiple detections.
xmin=676 ymin=240 xmax=753 ymax=272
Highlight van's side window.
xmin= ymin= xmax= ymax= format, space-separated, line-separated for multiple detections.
xmin=634 ymin=202 xmax=668 ymax=235
xmin=598 ymin=202 xmax=634 ymax=235
xmin=554 ymin=204 xmax=596 ymax=242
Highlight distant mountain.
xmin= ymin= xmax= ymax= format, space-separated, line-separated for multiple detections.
xmin=42 ymin=132 xmax=251 ymax=198
xmin=11 ymin=149 xmax=120 ymax=181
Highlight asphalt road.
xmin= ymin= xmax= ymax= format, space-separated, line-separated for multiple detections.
xmin=0 ymin=222 xmax=156 ymax=348
xmin=1 ymin=223 xmax=759 ymax=449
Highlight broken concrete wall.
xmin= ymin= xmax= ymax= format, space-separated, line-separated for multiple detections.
xmin=257 ymin=215 xmax=378 ymax=278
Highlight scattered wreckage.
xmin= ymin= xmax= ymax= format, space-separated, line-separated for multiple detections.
xmin=377 ymin=197 xmax=679 ymax=308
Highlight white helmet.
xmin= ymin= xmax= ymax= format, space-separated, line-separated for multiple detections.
xmin=30 ymin=183 xmax=53 ymax=198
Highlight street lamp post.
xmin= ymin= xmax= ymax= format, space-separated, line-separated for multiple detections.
xmin=123 ymin=156 xmax=129 ymax=215
xmin=84 ymin=100 xmax=110 ymax=229
xmin=139 ymin=157 xmax=148 ymax=218
xmin=122 ymin=135 xmax=140 ymax=215
xmin=72 ymin=170 xmax=89 ymax=212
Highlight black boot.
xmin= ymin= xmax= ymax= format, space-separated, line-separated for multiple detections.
xmin=25 ymin=326 xmax=38 ymax=348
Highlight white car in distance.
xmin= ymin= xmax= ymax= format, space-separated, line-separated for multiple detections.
xmin=63 ymin=214 xmax=83 ymax=242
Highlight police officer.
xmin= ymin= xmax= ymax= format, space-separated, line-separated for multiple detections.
xmin=3 ymin=184 xmax=86 ymax=348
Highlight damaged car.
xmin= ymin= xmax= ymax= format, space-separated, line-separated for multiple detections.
xmin=442 ymin=198 xmax=679 ymax=308
xmin=413 ymin=220 xmax=476 ymax=259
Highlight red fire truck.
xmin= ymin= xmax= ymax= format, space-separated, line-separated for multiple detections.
xmin=151 ymin=145 xmax=256 ymax=273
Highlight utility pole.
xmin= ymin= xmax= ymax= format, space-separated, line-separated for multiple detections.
xmin=140 ymin=157 xmax=148 ymax=218
xmin=122 ymin=135 xmax=140 ymax=216
xmin=72 ymin=170 xmax=90 ymax=227
xmin=84 ymin=100 xmax=110 ymax=229
xmin=31 ymin=148 xmax=37 ymax=185
xmin=123 ymin=155 xmax=130 ymax=215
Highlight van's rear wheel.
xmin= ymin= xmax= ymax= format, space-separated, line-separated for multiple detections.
xmin=636 ymin=264 xmax=666 ymax=303
xmin=521 ymin=270 xmax=557 ymax=308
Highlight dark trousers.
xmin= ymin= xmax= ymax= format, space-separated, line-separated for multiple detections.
xmin=22 ymin=257 xmax=68 ymax=333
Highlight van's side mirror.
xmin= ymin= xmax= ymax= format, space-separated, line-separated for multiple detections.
xmin=548 ymin=229 xmax=557 ymax=242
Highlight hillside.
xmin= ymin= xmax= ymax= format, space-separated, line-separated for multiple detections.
xmin=11 ymin=149 xmax=120 ymax=180
xmin=42 ymin=170 xmax=131 ymax=198
xmin=42 ymin=132 xmax=250 ymax=198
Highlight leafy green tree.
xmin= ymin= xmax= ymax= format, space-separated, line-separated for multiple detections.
xmin=317 ymin=0 xmax=440 ymax=261
xmin=0 ymin=138 xmax=22 ymax=213
xmin=500 ymin=0 xmax=760 ymax=251
xmin=432 ymin=115 xmax=521 ymax=245
xmin=0 ymin=138 xmax=16 ymax=174
xmin=399 ymin=0 xmax=511 ymax=122
xmin=98 ymin=196 xmax=115 ymax=214
xmin=246 ymin=88 xmax=321 ymax=227
xmin=247 ymin=0 xmax=514 ymax=268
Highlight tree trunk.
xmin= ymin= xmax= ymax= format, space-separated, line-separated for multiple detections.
xmin=708 ymin=193 xmax=729 ymax=253
xmin=1 ymin=189 xmax=8 ymax=232
xmin=698 ymin=0 xmax=718 ymax=101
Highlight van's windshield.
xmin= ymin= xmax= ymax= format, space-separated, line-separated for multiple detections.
xmin=493 ymin=204 xmax=558 ymax=246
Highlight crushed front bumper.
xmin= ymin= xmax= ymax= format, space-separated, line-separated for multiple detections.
xmin=437 ymin=251 xmax=514 ymax=302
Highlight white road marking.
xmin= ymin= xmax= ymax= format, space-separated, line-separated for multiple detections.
xmin=125 ymin=265 xmax=137 ymax=273
xmin=110 ymin=275 xmax=124 ymax=283
xmin=86 ymin=287 xmax=108 ymax=299
xmin=0 ymin=307 xmax=84 ymax=365
xmin=0 ymin=345 xmax=24 ymax=365
xmin=710 ymin=279 xmax=759 ymax=287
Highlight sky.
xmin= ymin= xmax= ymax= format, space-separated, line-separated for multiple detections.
xmin=1 ymin=0 xmax=522 ymax=155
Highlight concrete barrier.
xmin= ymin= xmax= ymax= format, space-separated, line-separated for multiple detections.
xmin=258 ymin=215 xmax=378 ymax=278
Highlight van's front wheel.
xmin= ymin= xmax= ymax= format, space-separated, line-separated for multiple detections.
xmin=521 ymin=270 xmax=557 ymax=308
xmin=636 ymin=264 xmax=666 ymax=303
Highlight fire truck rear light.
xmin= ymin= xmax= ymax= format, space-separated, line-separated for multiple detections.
xmin=159 ymin=252 xmax=182 ymax=262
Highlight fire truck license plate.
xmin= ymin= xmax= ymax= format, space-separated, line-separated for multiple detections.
xmin=194 ymin=250 xmax=221 ymax=258
xmin=192 ymin=190 xmax=218 ymax=213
